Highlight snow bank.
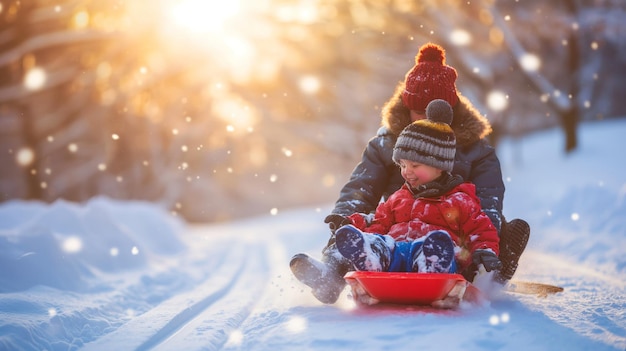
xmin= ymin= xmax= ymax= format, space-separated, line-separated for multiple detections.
xmin=0 ymin=197 xmax=185 ymax=293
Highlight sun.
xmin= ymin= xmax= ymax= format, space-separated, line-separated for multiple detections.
xmin=169 ymin=0 xmax=241 ymax=34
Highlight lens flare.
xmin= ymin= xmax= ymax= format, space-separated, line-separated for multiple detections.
xmin=169 ymin=0 xmax=240 ymax=34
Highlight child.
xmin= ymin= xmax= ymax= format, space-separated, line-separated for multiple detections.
xmin=332 ymin=99 xmax=501 ymax=278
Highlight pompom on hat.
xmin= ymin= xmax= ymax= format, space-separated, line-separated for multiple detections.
xmin=393 ymin=99 xmax=456 ymax=172
xmin=402 ymin=43 xmax=459 ymax=112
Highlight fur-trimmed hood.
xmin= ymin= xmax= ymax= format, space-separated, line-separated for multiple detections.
xmin=381 ymin=82 xmax=492 ymax=147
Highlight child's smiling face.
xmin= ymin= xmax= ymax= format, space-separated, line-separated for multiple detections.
xmin=398 ymin=159 xmax=442 ymax=188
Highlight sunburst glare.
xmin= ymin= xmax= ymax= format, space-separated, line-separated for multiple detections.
xmin=169 ymin=0 xmax=241 ymax=34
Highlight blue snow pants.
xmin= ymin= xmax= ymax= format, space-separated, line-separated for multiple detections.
xmin=387 ymin=233 xmax=457 ymax=273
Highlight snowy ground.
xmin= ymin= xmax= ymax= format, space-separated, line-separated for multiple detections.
xmin=1 ymin=119 xmax=625 ymax=351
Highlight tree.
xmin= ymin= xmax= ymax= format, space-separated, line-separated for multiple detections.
xmin=0 ymin=0 xmax=624 ymax=221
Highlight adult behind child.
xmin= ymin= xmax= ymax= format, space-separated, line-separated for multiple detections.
xmin=333 ymin=99 xmax=502 ymax=288
xmin=291 ymin=43 xmax=529 ymax=304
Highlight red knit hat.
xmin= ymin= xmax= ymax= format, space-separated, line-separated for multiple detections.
xmin=402 ymin=43 xmax=459 ymax=111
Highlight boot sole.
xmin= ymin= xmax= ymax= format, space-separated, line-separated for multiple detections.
xmin=421 ymin=231 xmax=455 ymax=273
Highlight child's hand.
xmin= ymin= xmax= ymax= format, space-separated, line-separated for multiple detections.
xmin=472 ymin=250 xmax=502 ymax=272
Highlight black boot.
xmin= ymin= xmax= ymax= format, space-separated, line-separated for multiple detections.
xmin=495 ymin=219 xmax=530 ymax=283
xmin=290 ymin=243 xmax=351 ymax=304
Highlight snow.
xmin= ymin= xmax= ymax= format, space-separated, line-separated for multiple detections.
xmin=1 ymin=119 xmax=626 ymax=351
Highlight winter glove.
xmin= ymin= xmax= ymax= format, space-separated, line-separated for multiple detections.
xmin=472 ymin=250 xmax=503 ymax=272
xmin=324 ymin=214 xmax=351 ymax=234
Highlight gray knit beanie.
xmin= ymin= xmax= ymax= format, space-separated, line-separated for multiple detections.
xmin=392 ymin=99 xmax=456 ymax=172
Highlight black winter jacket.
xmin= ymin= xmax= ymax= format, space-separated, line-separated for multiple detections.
xmin=331 ymin=83 xmax=505 ymax=233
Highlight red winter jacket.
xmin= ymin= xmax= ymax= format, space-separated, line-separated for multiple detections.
xmin=347 ymin=182 xmax=499 ymax=271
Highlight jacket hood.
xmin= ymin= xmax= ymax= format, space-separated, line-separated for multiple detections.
xmin=381 ymin=81 xmax=492 ymax=147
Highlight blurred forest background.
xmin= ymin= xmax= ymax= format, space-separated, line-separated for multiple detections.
xmin=1 ymin=0 xmax=625 ymax=222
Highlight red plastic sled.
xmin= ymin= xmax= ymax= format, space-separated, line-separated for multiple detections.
xmin=344 ymin=271 xmax=483 ymax=306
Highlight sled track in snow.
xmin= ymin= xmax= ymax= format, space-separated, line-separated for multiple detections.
xmin=134 ymin=259 xmax=247 ymax=351
xmin=83 ymin=240 xmax=271 ymax=351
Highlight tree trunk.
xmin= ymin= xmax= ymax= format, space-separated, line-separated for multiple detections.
xmin=562 ymin=0 xmax=581 ymax=153
xmin=9 ymin=2 xmax=42 ymax=199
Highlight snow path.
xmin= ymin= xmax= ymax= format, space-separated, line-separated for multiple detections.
xmin=83 ymin=208 xmax=620 ymax=351
xmin=2 ymin=204 xmax=624 ymax=350
xmin=83 ymin=235 xmax=272 ymax=351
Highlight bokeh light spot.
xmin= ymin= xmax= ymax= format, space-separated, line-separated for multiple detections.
xmin=285 ymin=316 xmax=307 ymax=333
xmin=24 ymin=67 xmax=46 ymax=91
xmin=450 ymin=29 xmax=472 ymax=46
xmin=110 ymin=247 xmax=119 ymax=257
xmin=299 ymin=75 xmax=321 ymax=95
xmin=62 ymin=236 xmax=83 ymax=254
xmin=519 ymin=53 xmax=541 ymax=72
xmin=16 ymin=147 xmax=35 ymax=167
xmin=487 ymin=91 xmax=508 ymax=112
xmin=73 ymin=10 xmax=90 ymax=29
xmin=489 ymin=312 xmax=511 ymax=325
xmin=489 ymin=314 xmax=500 ymax=325
xmin=501 ymin=312 xmax=510 ymax=323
